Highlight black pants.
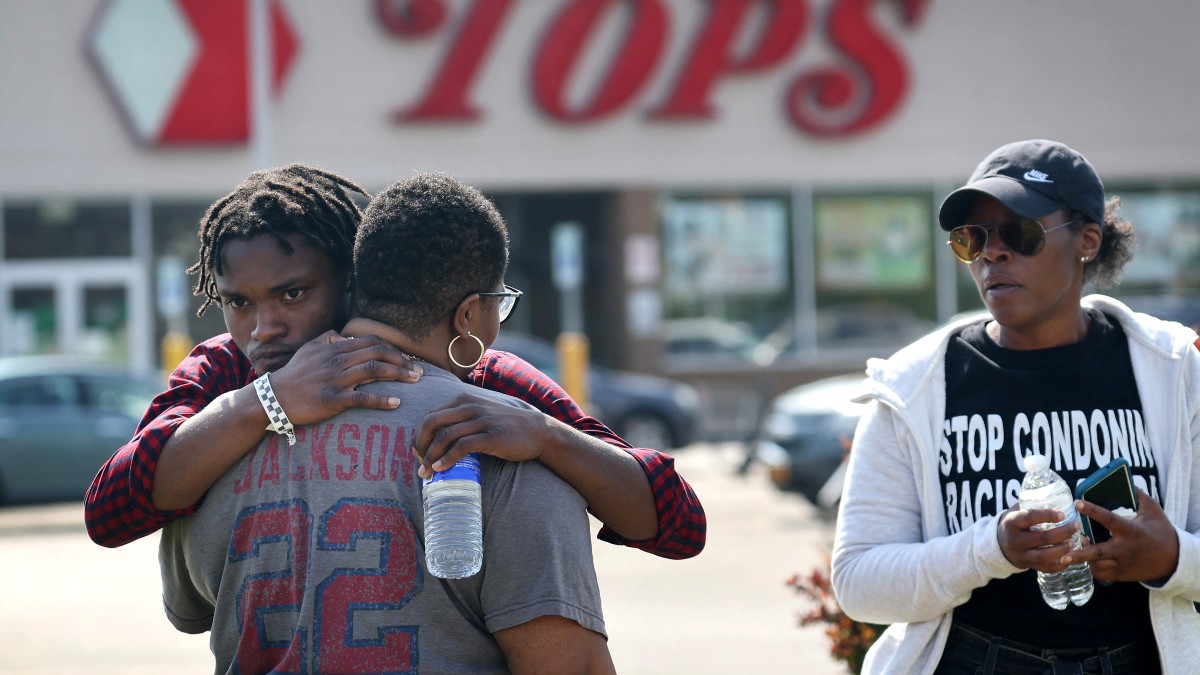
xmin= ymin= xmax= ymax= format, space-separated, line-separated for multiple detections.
xmin=933 ymin=623 xmax=1159 ymax=675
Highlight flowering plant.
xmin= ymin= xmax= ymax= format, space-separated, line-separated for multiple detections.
xmin=788 ymin=561 xmax=884 ymax=674
xmin=788 ymin=433 xmax=884 ymax=674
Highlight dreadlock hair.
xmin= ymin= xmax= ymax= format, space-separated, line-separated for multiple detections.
xmin=188 ymin=164 xmax=368 ymax=316
xmin=353 ymin=173 xmax=509 ymax=338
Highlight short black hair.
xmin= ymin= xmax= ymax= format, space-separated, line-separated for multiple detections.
xmin=189 ymin=164 xmax=368 ymax=315
xmin=353 ymin=173 xmax=509 ymax=337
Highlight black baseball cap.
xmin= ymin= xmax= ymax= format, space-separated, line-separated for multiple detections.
xmin=938 ymin=139 xmax=1105 ymax=231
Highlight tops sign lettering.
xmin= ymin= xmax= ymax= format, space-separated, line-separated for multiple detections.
xmin=90 ymin=0 xmax=928 ymax=147
xmin=88 ymin=0 xmax=298 ymax=146
xmin=380 ymin=0 xmax=930 ymax=137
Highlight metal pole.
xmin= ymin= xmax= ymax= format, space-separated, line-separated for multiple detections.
xmin=0 ymin=197 xmax=8 ymax=355
xmin=249 ymin=0 xmax=272 ymax=169
xmin=552 ymin=222 xmax=588 ymax=409
xmin=561 ymin=285 xmax=584 ymax=334
xmin=792 ymin=185 xmax=817 ymax=354
xmin=130 ymin=195 xmax=154 ymax=372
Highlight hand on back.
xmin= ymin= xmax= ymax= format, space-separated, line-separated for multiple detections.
xmin=268 ymin=331 xmax=422 ymax=426
xmin=412 ymin=392 xmax=551 ymax=478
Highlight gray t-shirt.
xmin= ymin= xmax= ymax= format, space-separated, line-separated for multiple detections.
xmin=159 ymin=366 xmax=605 ymax=674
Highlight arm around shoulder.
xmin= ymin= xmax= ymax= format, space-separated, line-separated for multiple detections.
xmin=466 ymin=353 xmax=707 ymax=557
xmin=595 ymin=446 xmax=706 ymax=559
xmin=153 ymin=331 xmax=421 ymax=511
xmin=150 ymin=383 xmax=272 ymax=510
xmin=84 ymin=337 xmax=247 ymax=546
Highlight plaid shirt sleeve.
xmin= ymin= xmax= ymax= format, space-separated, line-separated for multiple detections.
xmin=471 ymin=351 xmax=707 ymax=559
xmin=84 ymin=334 xmax=252 ymax=547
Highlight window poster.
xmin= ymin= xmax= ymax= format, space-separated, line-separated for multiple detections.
xmin=1114 ymin=192 xmax=1200 ymax=287
xmin=662 ymin=197 xmax=788 ymax=298
xmin=814 ymin=194 xmax=931 ymax=290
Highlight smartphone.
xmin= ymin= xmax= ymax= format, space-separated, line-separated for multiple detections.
xmin=1074 ymin=457 xmax=1139 ymax=544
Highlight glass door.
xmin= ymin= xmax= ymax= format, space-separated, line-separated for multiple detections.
xmin=8 ymin=286 xmax=57 ymax=355
xmin=0 ymin=260 xmax=151 ymax=370
xmin=82 ymin=284 xmax=131 ymax=362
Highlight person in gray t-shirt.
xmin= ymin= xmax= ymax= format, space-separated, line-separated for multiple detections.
xmin=160 ymin=173 xmax=614 ymax=674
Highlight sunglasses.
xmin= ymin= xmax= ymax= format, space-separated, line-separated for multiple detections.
xmin=476 ymin=285 xmax=523 ymax=323
xmin=947 ymin=218 xmax=1079 ymax=263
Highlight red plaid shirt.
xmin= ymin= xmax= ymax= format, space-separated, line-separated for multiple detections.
xmin=85 ymin=334 xmax=706 ymax=559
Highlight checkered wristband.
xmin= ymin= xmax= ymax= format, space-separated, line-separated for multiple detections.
xmin=253 ymin=373 xmax=296 ymax=446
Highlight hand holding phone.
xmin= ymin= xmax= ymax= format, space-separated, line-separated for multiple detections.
xmin=1074 ymin=457 xmax=1139 ymax=544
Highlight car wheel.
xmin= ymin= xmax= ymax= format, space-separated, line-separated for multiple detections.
xmin=619 ymin=412 xmax=675 ymax=450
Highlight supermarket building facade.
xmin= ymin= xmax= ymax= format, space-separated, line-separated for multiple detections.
xmin=3 ymin=1 xmax=1199 ymax=434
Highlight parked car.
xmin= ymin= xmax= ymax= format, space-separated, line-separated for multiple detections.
xmin=490 ymin=333 xmax=701 ymax=450
xmin=752 ymin=373 xmax=866 ymax=507
xmin=661 ymin=317 xmax=758 ymax=358
xmin=0 ymin=357 xmax=163 ymax=504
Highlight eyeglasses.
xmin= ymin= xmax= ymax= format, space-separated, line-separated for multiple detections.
xmin=947 ymin=218 xmax=1079 ymax=263
xmin=476 ymin=285 xmax=523 ymax=323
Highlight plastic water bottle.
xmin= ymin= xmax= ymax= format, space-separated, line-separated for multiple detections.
xmin=1018 ymin=454 xmax=1094 ymax=609
xmin=422 ymin=454 xmax=483 ymax=579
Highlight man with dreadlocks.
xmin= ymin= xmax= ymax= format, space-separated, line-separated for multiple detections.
xmin=85 ymin=164 xmax=706 ymax=564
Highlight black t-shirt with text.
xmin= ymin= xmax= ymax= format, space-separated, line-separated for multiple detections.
xmin=943 ymin=310 xmax=1158 ymax=651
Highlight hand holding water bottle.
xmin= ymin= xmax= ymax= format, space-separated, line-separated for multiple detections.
xmin=997 ymin=456 xmax=1096 ymax=608
xmin=1016 ymin=455 xmax=1093 ymax=608
xmin=997 ymin=493 xmax=1084 ymax=574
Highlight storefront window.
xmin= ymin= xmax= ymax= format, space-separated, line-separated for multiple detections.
xmin=1109 ymin=189 xmax=1200 ymax=294
xmin=4 ymin=199 xmax=131 ymax=259
xmin=1099 ymin=188 xmax=1200 ymax=330
xmin=811 ymin=193 xmax=937 ymax=350
xmin=661 ymin=195 xmax=793 ymax=364
xmin=10 ymin=287 xmax=57 ymax=354
xmin=152 ymin=200 xmax=226 ymax=348
xmin=82 ymin=285 xmax=128 ymax=361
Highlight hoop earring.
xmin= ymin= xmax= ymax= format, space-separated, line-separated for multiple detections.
xmin=448 ymin=332 xmax=486 ymax=369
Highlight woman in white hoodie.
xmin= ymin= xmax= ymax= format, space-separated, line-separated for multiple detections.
xmin=832 ymin=139 xmax=1200 ymax=674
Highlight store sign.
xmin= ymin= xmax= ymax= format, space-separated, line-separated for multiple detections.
xmin=87 ymin=0 xmax=298 ymax=146
xmin=380 ymin=0 xmax=929 ymax=137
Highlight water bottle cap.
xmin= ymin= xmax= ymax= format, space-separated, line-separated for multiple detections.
xmin=1023 ymin=454 xmax=1048 ymax=472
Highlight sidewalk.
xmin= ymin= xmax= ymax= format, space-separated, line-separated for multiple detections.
xmin=0 ymin=501 xmax=83 ymax=536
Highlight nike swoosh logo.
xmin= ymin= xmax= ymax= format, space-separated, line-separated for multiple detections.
xmin=1023 ymin=170 xmax=1053 ymax=183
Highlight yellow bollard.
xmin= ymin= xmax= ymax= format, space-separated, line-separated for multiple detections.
xmin=556 ymin=332 xmax=590 ymax=412
xmin=160 ymin=330 xmax=193 ymax=374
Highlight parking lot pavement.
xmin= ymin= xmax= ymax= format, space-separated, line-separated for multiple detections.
xmin=0 ymin=501 xmax=83 ymax=534
xmin=594 ymin=442 xmax=845 ymax=675
xmin=0 ymin=504 xmax=213 ymax=675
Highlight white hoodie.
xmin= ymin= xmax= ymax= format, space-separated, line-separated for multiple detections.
xmin=831 ymin=295 xmax=1200 ymax=674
